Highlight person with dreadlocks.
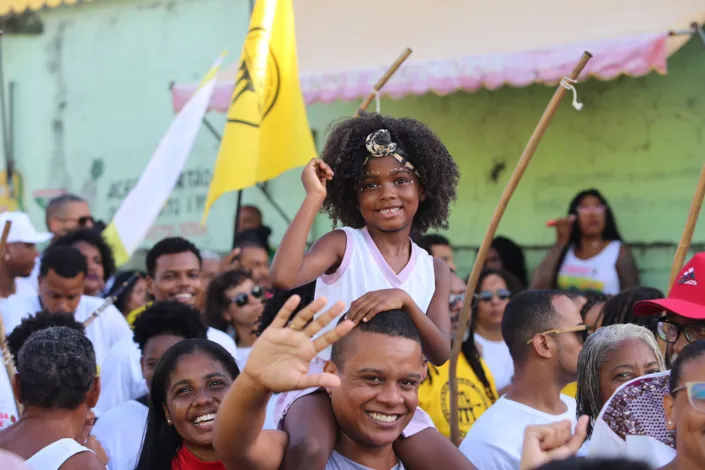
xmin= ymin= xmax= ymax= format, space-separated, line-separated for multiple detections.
xmin=575 ymin=324 xmax=664 ymax=454
xmin=269 ymin=112 xmax=469 ymax=469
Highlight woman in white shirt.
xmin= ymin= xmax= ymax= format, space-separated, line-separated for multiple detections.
xmin=472 ymin=268 xmax=519 ymax=394
xmin=532 ymin=189 xmax=638 ymax=295
xmin=204 ymin=270 xmax=264 ymax=368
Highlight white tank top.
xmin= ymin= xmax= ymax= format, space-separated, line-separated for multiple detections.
xmin=557 ymin=241 xmax=622 ymax=295
xmin=25 ymin=438 xmax=93 ymax=470
xmin=313 ymin=227 xmax=436 ymax=359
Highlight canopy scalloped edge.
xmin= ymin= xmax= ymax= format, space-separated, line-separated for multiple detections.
xmin=0 ymin=0 xmax=91 ymax=16
xmin=171 ymin=31 xmax=669 ymax=114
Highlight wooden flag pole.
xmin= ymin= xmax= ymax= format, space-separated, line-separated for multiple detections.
xmin=669 ymin=163 xmax=705 ymax=287
xmin=449 ymin=52 xmax=593 ymax=445
xmin=355 ymin=48 xmax=412 ymax=117
xmin=0 ymin=220 xmax=21 ymax=415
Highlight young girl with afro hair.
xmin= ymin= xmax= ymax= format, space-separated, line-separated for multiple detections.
xmin=270 ymin=112 xmax=469 ymax=469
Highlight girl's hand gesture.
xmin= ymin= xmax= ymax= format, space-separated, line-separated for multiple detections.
xmin=346 ymin=288 xmax=411 ymax=325
xmin=301 ymin=158 xmax=334 ymax=199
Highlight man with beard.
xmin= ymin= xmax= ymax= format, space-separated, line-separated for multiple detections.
xmin=459 ymin=290 xmax=586 ymax=469
xmin=15 ymin=194 xmax=95 ymax=293
xmin=589 ymin=253 xmax=705 ymax=467
xmin=95 ymin=237 xmax=237 ymax=415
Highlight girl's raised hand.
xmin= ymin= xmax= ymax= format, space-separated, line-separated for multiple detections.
xmin=301 ymin=158 xmax=334 ymax=199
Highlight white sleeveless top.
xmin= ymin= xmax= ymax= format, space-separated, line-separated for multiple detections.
xmin=557 ymin=241 xmax=622 ymax=295
xmin=313 ymin=227 xmax=436 ymax=359
xmin=25 ymin=438 xmax=93 ymax=470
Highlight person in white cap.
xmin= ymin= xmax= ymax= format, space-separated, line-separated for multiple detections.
xmin=0 ymin=212 xmax=52 ymax=300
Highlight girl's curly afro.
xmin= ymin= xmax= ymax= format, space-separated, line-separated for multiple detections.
xmin=320 ymin=112 xmax=460 ymax=233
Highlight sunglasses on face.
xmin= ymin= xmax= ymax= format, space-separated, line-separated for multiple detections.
xmin=527 ymin=324 xmax=589 ymax=345
xmin=233 ymin=285 xmax=264 ymax=307
xmin=672 ymin=382 xmax=705 ymax=414
xmin=449 ymin=293 xmax=465 ymax=307
xmin=576 ymin=205 xmax=605 ymax=215
xmin=475 ymin=289 xmax=512 ymax=303
xmin=654 ymin=320 xmax=705 ymax=344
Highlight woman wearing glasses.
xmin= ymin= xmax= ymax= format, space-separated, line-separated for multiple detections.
xmin=204 ymin=269 xmax=265 ymax=368
xmin=472 ymin=268 xmax=517 ymax=394
xmin=659 ymin=340 xmax=705 ymax=470
xmin=532 ymin=189 xmax=638 ymax=294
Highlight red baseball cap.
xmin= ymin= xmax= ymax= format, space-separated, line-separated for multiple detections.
xmin=634 ymin=252 xmax=705 ymax=320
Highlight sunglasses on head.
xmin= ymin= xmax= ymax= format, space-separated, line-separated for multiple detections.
xmin=233 ymin=285 xmax=264 ymax=307
xmin=475 ymin=289 xmax=512 ymax=303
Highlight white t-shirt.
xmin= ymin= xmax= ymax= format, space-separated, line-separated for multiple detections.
xmin=0 ymin=365 xmax=18 ymax=430
xmin=95 ymin=327 xmax=237 ymax=415
xmin=2 ymin=293 xmax=131 ymax=367
xmin=474 ymin=334 xmax=514 ymax=391
xmin=236 ymin=346 xmax=253 ymax=369
xmin=313 ymin=227 xmax=435 ymax=360
xmin=459 ymin=394 xmax=577 ymax=470
xmin=588 ymin=370 xmax=675 ymax=467
xmin=325 ymin=450 xmax=404 ymax=469
xmin=91 ymin=399 xmax=149 ymax=470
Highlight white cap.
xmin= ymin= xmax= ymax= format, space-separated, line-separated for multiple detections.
xmin=0 ymin=212 xmax=53 ymax=244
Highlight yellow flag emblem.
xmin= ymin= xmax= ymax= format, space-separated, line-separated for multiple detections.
xmin=203 ymin=0 xmax=315 ymax=222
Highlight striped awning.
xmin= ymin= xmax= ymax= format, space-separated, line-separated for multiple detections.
xmin=0 ymin=0 xmax=91 ymax=16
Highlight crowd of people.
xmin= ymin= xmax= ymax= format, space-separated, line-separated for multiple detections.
xmin=0 ymin=112 xmax=702 ymax=470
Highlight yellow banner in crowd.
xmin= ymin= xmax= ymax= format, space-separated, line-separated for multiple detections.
xmin=202 ymin=0 xmax=316 ymax=222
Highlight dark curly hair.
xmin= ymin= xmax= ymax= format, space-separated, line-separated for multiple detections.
xmin=319 ymin=112 xmax=459 ymax=233
xmin=204 ymin=269 xmax=252 ymax=333
xmin=132 ymin=300 xmax=208 ymax=354
xmin=16 ymin=326 xmax=96 ymax=410
xmin=146 ymin=237 xmax=201 ymax=278
xmin=51 ymin=228 xmax=117 ymax=284
xmin=257 ymin=282 xmax=316 ymax=336
xmin=7 ymin=311 xmax=85 ymax=369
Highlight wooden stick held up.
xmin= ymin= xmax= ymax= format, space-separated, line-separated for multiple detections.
xmin=448 ymin=52 xmax=593 ymax=445
xmin=0 ymin=220 xmax=22 ymax=415
xmin=355 ymin=48 xmax=412 ymax=117
xmin=669 ymin=163 xmax=705 ymax=287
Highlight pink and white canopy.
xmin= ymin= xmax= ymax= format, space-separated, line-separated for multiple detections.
xmin=171 ymin=0 xmax=704 ymax=113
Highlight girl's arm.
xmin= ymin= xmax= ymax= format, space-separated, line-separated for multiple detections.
xmin=270 ymin=159 xmax=345 ymax=290
xmin=422 ymin=258 xmax=452 ymax=364
xmin=616 ymin=244 xmax=639 ymax=289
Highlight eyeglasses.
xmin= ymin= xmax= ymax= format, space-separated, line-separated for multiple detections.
xmin=233 ymin=285 xmax=264 ymax=307
xmin=671 ymin=382 xmax=705 ymax=413
xmin=527 ymin=324 xmax=589 ymax=344
xmin=654 ymin=320 xmax=705 ymax=344
xmin=449 ymin=293 xmax=465 ymax=307
xmin=475 ymin=289 xmax=512 ymax=303
xmin=576 ymin=205 xmax=605 ymax=215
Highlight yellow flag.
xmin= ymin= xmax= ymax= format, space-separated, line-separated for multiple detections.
xmin=202 ymin=0 xmax=315 ymax=222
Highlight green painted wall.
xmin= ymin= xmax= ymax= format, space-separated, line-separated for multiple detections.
xmin=2 ymin=0 xmax=704 ymax=290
